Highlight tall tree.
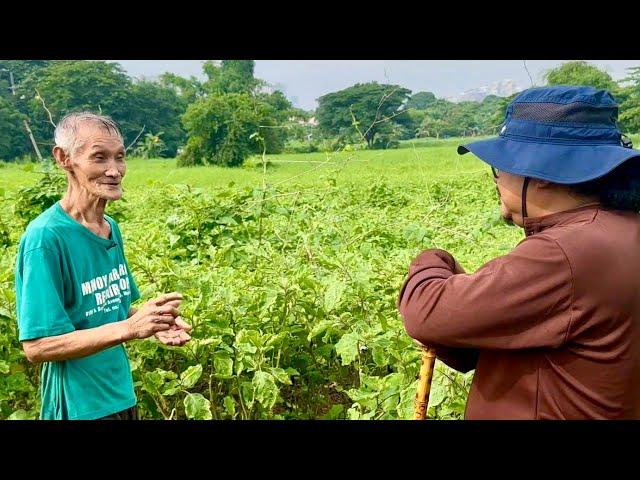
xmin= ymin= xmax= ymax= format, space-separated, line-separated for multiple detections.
xmin=202 ymin=60 xmax=262 ymax=95
xmin=179 ymin=93 xmax=264 ymax=167
xmin=618 ymin=66 xmax=640 ymax=133
xmin=316 ymin=82 xmax=411 ymax=148
xmin=178 ymin=61 xmax=294 ymax=166
xmin=0 ymin=60 xmax=51 ymax=99
xmin=544 ymin=61 xmax=616 ymax=90
xmin=0 ymin=96 xmax=29 ymax=160
xmin=127 ymin=81 xmax=186 ymax=156
xmin=17 ymin=61 xmax=133 ymax=151
xmin=159 ymin=73 xmax=204 ymax=109
xmin=407 ymin=91 xmax=437 ymax=110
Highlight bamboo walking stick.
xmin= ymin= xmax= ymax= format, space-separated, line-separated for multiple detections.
xmin=413 ymin=346 xmax=437 ymax=420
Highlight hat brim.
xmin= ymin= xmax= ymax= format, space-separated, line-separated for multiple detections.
xmin=458 ymin=137 xmax=640 ymax=184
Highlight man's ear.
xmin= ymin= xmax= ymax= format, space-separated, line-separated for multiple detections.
xmin=52 ymin=146 xmax=71 ymax=172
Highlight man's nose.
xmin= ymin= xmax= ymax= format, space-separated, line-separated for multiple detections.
xmin=105 ymin=163 xmax=122 ymax=178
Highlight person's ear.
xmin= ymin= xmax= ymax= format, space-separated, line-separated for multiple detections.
xmin=52 ymin=146 xmax=72 ymax=172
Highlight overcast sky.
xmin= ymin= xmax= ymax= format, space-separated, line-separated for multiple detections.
xmin=113 ymin=60 xmax=640 ymax=111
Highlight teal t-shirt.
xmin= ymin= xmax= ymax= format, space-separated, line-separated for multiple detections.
xmin=15 ymin=202 xmax=141 ymax=420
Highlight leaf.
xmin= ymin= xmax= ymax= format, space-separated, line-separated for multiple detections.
xmin=307 ymin=319 xmax=337 ymax=342
xmin=5 ymin=372 xmax=33 ymax=393
xmin=128 ymin=357 xmax=142 ymax=373
xmin=347 ymin=406 xmax=361 ymax=420
xmin=346 ymin=388 xmax=378 ymax=403
xmin=184 ymin=393 xmax=212 ymax=420
xmin=269 ymin=367 xmax=291 ymax=385
xmin=335 ymin=332 xmax=359 ymax=366
xmin=180 ymin=364 xmax=203 ymax=389
xmin=217 ymin=216 xmax=237 ymax=226
xmin=324 ymin=279 xmax=346 ymax=312
xmin=8 ymin=409 xmax=34 ymax=420
xmin=397 ymin=381 xmax=419 ymax=419
xmin=252 ymin=371 xmax=279 ymax=410
xmin=223 ymin=395 xmax=236 ymax=418
xmin=372 ymin=346 xmax=389 ymax=367
xmin=168 ymin=233 xmax=181 ymax=247
xmin=0 ymin=360 xmax=10 ymax=375
xmin=235 ymin=330 xmax=261 ymax=352
xmin=360 ymin=409 xmax=377 ymax=420
xmin=320 ymin=405 xmax=344 ymax=420
xmin=265 ymin=331 xmax=287 ymax=348
xmin=0 ymin=307 xmax=12 ymax=321
xmin=428 ymin=382 xmax=447 ymax=408
xmin=213 ymin=353 xmax=234 ymax=378
xmin=144 ymin=371 xmax=164 ymax=389
xmin=162 ymin=380 xmax=180 ymax=396
xmin=240 ymin=381 xmax=255 ymax=410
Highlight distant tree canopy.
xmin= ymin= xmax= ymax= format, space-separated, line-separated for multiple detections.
xmin=202 ymin=60 xmax=262 ymax=95
xmin=18 ymin=61 xmax=134 ymax=151
xmin=407 ymin=91 xmax=437 ymax=110
xmin=544 ymin=61 xmax=616 ymax=91
xmin=2 ymin=60 xmax=640 ymax=163
xmin=0 ymin=96 xmax=29 ymax=160
xmin=126 ymin=81 xmax=185 ymax=157
xmin=178 ymin=60 xmax=295 ymax=166
xmin=316 ymin=82 xmax=411 ymax=148
xmin=618 ymin=66 xmax=640 ymax=134
xmin=0 ymin=60 xmax=188 ymax=159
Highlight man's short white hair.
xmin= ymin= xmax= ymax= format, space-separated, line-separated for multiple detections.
xmin=54 ymin=111 xmax=123 ymax=156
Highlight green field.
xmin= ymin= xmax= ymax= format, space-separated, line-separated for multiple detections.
xmin=0 ymin=136 xmax=627 ymax=420
xmin=1 ymin=138 xmax=485 ymax=192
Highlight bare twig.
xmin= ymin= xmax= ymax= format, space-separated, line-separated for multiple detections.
xmin=126 ymin=125 xmax=146 ymax=152
xmin=350 ymin=83 xmax=407 ymax=145
xmin=362 ymin=85 xmax=401 ymax=140
xmin=35 ymin=89 xmax=56 ymax=128
xmin=523 ymin=60 xmax=534 ymax=87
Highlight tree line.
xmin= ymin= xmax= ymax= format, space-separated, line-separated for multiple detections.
xmin=1 ymin=60 xmax=639 ymax=166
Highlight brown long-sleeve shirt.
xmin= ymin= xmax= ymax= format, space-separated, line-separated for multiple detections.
xmin=398 ymin=205 xmax=640 ymax=419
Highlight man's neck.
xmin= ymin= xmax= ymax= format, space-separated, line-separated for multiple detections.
xmin=59 ymin=187 xmax=110 ymax=238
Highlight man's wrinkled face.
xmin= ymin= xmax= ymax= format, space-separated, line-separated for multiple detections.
xmin=67 ymin=125 xmax=126 ymax=201
xmin=492 ymin=167 xmax=525 ymax=227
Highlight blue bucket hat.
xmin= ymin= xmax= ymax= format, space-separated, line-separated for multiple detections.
xmin=458 ymin=85 xmax=640 ymax=184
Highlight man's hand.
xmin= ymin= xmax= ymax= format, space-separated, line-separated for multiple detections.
xmin=124 ymin=292 xmax=182 ymax=340
xmin=155 ymin=316 xmax=192 ymax=346
xmin=152 ymin=296 xmax=192 ymax=346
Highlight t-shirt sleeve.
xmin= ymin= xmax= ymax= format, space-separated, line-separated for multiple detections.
xmin=128 ymin=268 xmax=141 ymax=304
xmin=16 ymin=247 xmax=76 ymax=341
xmin=108 ymin=217 xmax=141 ymax=304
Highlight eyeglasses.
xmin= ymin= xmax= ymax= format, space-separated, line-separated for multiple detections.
xmin=491 ymin=166 xmax=500 ymax=179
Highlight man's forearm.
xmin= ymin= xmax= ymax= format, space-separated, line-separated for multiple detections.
xmin=23 ymin=320 xmax=133 ymax=363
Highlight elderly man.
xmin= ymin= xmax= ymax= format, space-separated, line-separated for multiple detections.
xmin=399 ymin=86 xmax=640 ymax=419
xmin=15 ymin=112 xmax=192 ymax=420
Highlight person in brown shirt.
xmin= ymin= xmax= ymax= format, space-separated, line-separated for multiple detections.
xmin=398 ymin=85 xmax=640 ymax=419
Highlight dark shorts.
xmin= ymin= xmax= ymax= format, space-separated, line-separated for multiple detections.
xmin=98 ymin=406 xmax=138 ymax=420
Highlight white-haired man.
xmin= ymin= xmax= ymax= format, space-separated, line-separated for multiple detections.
xmin=14 ymin=112 xmax=192 ymax=420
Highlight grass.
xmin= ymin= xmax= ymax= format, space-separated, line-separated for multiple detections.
xmin=3 ymin=133 xmax=640 ymax=194
xmin=0 ymin=138 xmax=489 ymax=194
